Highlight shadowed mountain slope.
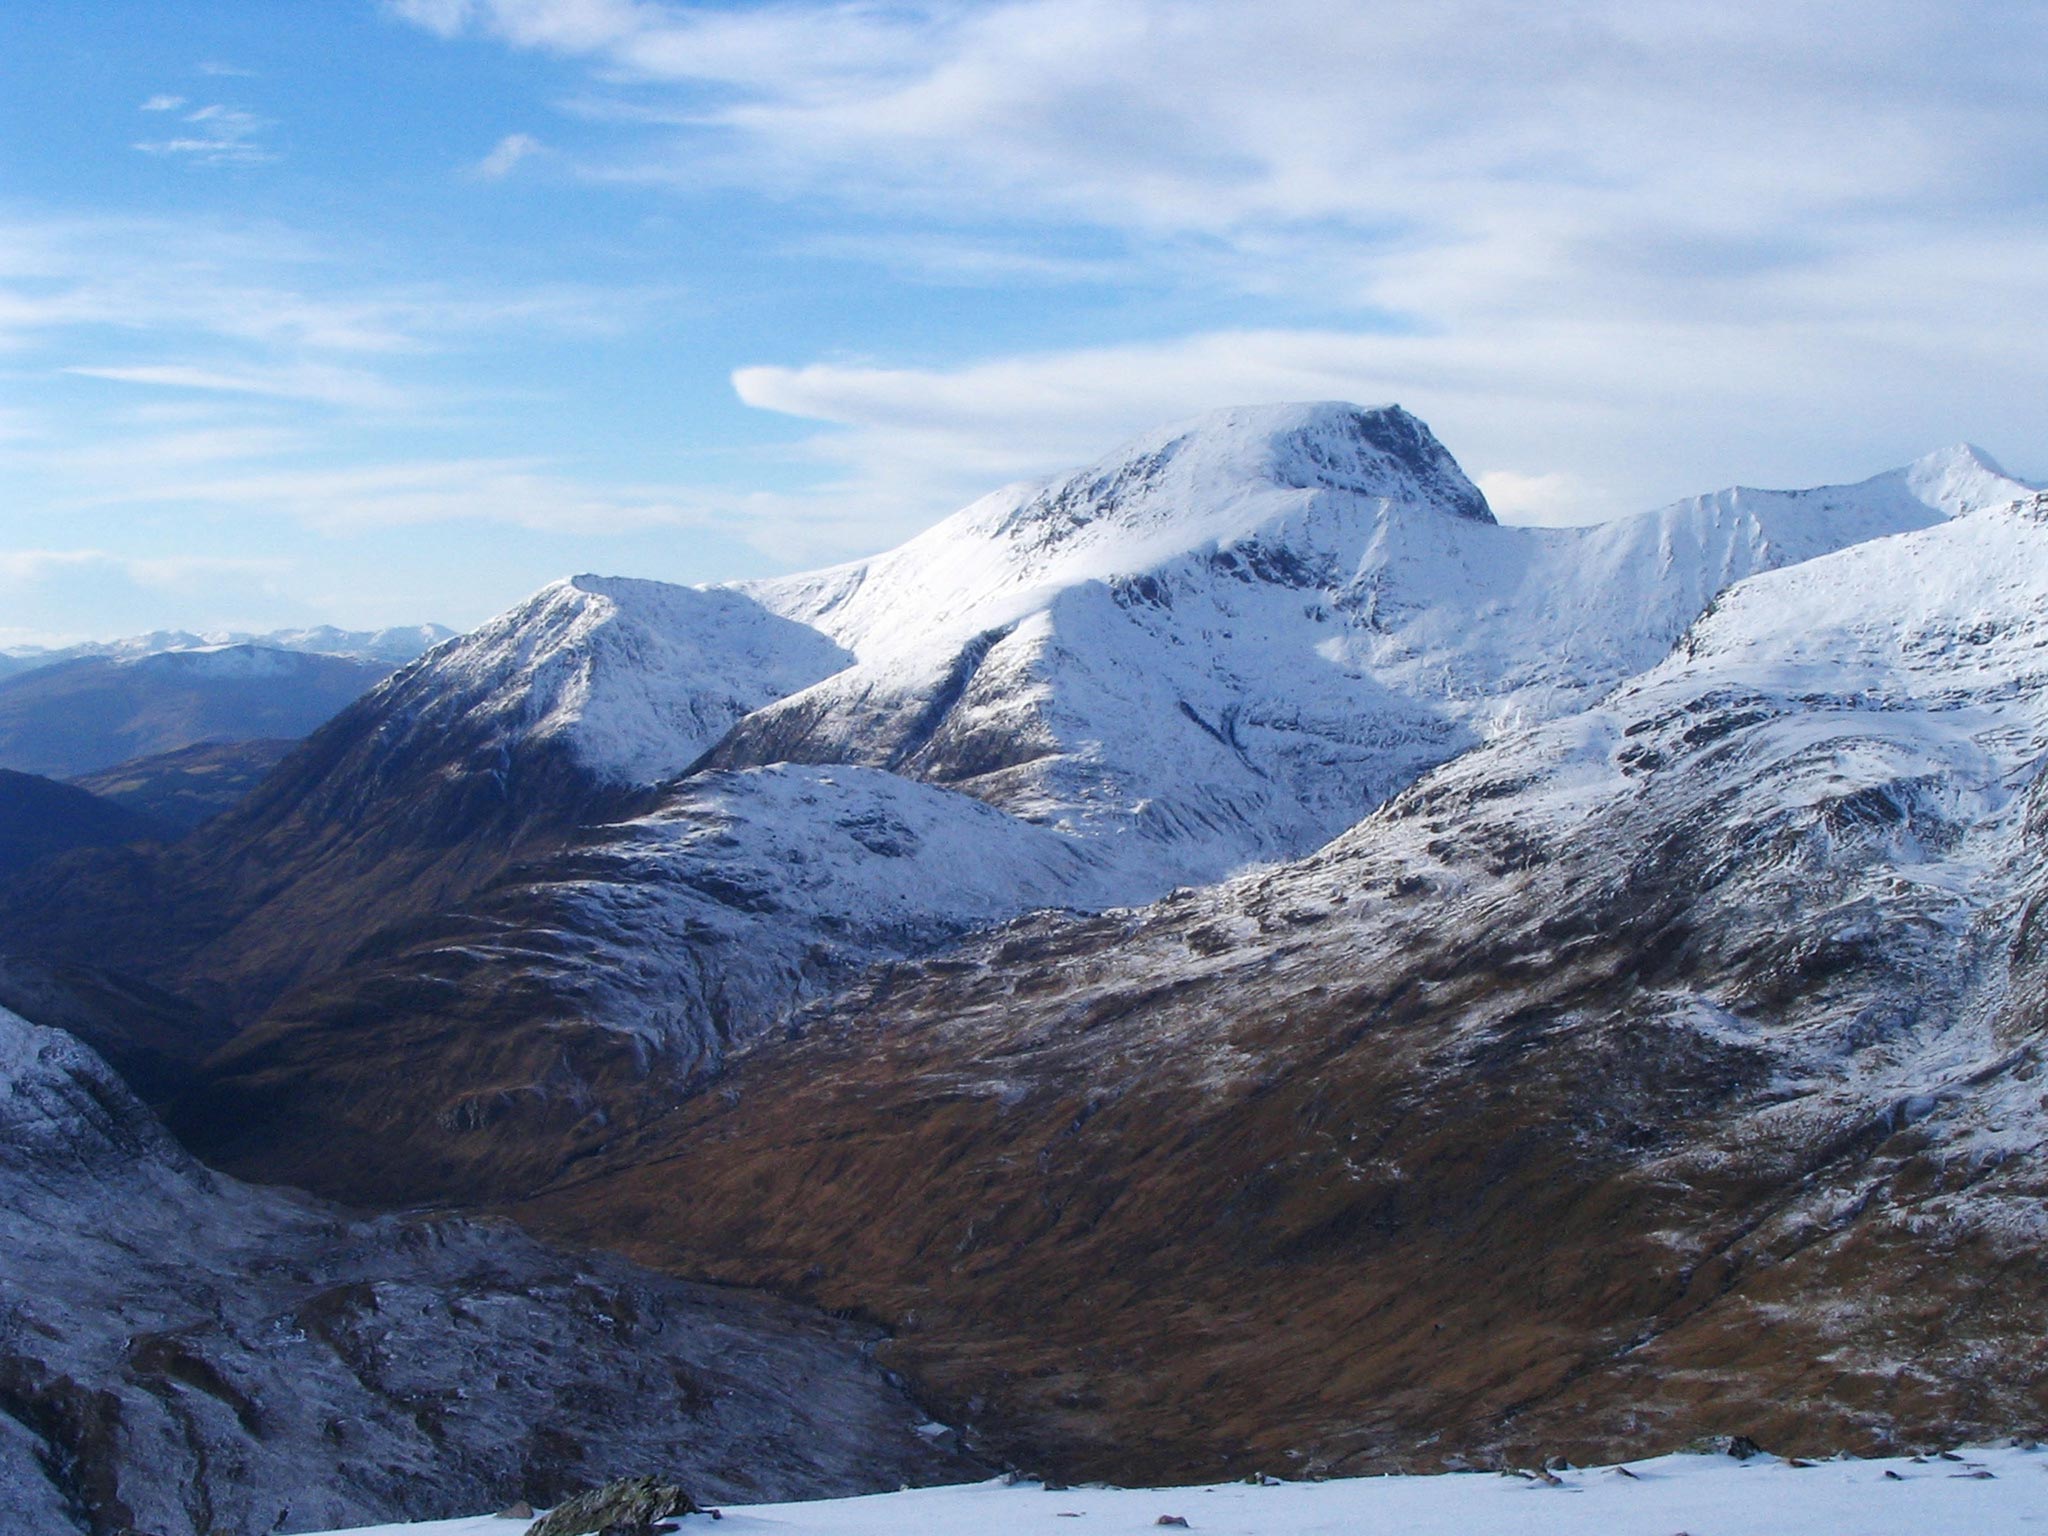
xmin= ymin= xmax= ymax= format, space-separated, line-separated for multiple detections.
xmin=0 ymin=1005 xmax=979 ymax=1536
xmin=71 ymin=737 xmax=297 ymax=835
xmin=0 ymin=770 xmax=161 ymax=877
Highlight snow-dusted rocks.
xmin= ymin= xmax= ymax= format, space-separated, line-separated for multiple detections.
xmin=407 ymin=577 xmax=851 ymax=788
xmin=517 ymin=492 xmax=2048 ymax=1477
xmin=0 ymin=1005 xmax=974 ymax=1536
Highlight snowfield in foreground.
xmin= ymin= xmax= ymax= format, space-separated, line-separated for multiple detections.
xmin=306 ymin=1446 xmax=2047 ymax=1536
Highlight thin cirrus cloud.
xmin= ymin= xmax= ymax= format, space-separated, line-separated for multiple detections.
xmin=125 ymin=457 xmax=735 ymax=536
xmin=473 ymin=132 xmax=545 ymax=179
xmin=63 ymin=362 xmax=411 ymax=411
xmin=0 ymin=548 xmax=286 ymax=590
xmin=133 ymin=99 xmax=276 ymax=166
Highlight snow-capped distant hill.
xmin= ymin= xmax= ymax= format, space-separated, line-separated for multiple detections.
xmin=0 ymin=622 xmax=455 ymax=682
xmin=0 ymin=645 xmax=401 ymax=779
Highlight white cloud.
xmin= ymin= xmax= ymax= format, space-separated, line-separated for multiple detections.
xmin=1475 ymin=470 xmax=1597 ymax=528
xmin=65 ymin=362 xmax=409 ymax=411
xmin=135 ymin=102 xmax=275 ymax=166
xmin=376 ymin=0 xmax=2048 ymax=552
xmin=129 ymin=457 xmax=734 ymax=535
xmin=139 ymin=94 xmax=187 ymax=112
xmin=474 ymin=132 xmax=544 ymax=179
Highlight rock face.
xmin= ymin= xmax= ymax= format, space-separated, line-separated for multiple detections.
xmin=0 ymin=1005 xmax=977 ymax=1536
xmin=519 ymin=493 xmax=2048 ymax=1482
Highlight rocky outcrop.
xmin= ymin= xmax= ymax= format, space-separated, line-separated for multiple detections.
xmin=0 ymin=1006 xmax=978 ymax=1535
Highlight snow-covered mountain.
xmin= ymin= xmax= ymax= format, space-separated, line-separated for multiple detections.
xmin=717 ymin=415 xmax=2028 ymax=876
xmin=0 ymin=1004 xmax=974 ymax=1536
xmin=51 ymin=403 xmax=2032 ymax=1204
xmin=537 ymin=489 xmax=2048 ymax=1478
xmin=0 ymin=622 xmax=455 ymax=682
xmin=7 ymin=401 xmax=2048 ymax=1489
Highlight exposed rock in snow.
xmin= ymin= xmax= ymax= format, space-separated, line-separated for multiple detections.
xmin=406 ymin=577 xmax=851 ymax=788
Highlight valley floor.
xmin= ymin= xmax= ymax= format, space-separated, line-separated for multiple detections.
xmin=306 ymin=1445 xmax=2047 ymax=1536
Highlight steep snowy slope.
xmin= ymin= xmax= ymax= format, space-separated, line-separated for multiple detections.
xmin=522 ymin=491 xmax=2048 ymax=1481
xmin=0 ymin=1006 xmax=975 ymax=1536
xmin=714 ymin=410 xmax=2031 ymax=879
xmin=406 ymin=576 xmax=852 ymax=786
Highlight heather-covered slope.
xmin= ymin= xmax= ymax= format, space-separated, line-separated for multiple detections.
xmin=0 ymin=769 xmax=161 ymax=876
xmin=0 ymin=1005 xmax=977 ymax=1536
xmin=518 ymin=492 xmax=2048 ymax=1481
xmin=71 ymin=737 xmax=298 ymax=835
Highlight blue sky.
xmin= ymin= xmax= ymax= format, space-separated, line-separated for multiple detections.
xmin=3 ymin=0 xmax=2045 ymax=643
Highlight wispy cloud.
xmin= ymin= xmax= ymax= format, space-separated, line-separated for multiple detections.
xmin=64 ymin=361 xmax=409 ymax=410
xmin=129 ymin=456 xmax=734 ymax=536
xmin=380 ymin=0 xmax=2048 ymax=547
xmin=135 ymin=101 xmax=276 ymax=166
xmin=0 ymin=547 xmax=286 ymax=590
xmin=473 ymin=131 xmax=544 ymax=180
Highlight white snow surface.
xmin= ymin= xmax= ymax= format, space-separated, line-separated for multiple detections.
xmin=348 ymin=408 xmax=2048 ymax=1063
xmin=709 ymin=408 xmax=2035 ymax=876
xmin=393 ymin=576 xmax=851 ymax=785
xmin=299 ymin=1445 xmax=2048 ymax=1536
xmin=401 ymin=408 xmax=2034 ymax=873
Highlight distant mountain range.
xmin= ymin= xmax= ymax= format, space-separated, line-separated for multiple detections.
xmin=3 ymin=403 xmax=2045 ymax=1509
xmin=0 ymin=623 xmax=456 ymax=682
xmin=0 ymin=624 xmax=454 ymax=780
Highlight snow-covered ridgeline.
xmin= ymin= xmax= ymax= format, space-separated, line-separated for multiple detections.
xmin=0 ymin=623 xmax=456 ymax=677
xmin=472 ymin=408 xmax=2032 ymax=879
xmin=357 ymin=577 xmax=851 ymax=787
xmin=301 ymin=1444 xmax=2048 ymax=1536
